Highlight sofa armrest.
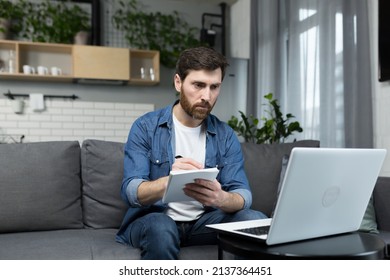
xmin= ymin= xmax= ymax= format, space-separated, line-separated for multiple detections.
xmin=373 ymin=177 xmax=390 ymax=231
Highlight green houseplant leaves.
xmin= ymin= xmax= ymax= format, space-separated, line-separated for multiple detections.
xmin=0 ymin=0 xmax=24 ymax=37
xmin=18 ymin=0 xmax=90 ymax=44
xmin=112 ymin=0 xmax=203 ymax=68
xmin=228 ymin=93 xmax=303 ymax=144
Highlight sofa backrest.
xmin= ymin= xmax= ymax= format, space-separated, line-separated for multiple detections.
xmin=0 ymin=141 xmax=83 ymax=233
xmin=0 ymin=139 xmax=321 ymax=233
xmin=241 ymin=140 xmax=320 ymax=217
xmin=374 ymin=177 xmax=390 ymax=231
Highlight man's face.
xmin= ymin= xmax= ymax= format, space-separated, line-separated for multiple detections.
xmin=175 ymin=69 xmax=222 ymax=120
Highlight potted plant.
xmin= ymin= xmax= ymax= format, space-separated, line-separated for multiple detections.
xmin=112 ymin=0 xmax=204 ymax=68
xmin=0 ymin=0 xmax=24 ymax=39
xmin=19 ymin=0 xmax=91 ymax=44
xmin=228 ymin=93 xmax=303 ymax=144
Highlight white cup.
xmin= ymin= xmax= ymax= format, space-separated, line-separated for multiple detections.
xmin=37 ymin=66 xmax=48 ymax=75
xmin=23 ymin=65 xmax=35 ymax=74
xmin=51 ymin=66 xmax=62 ymax=76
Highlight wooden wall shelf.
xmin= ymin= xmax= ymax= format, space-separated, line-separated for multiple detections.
xmin=0 ymin=40 xmax=160 ymax=85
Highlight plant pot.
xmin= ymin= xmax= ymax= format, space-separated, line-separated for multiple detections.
xmin=74 ymin=31 xmax=90 ymax=45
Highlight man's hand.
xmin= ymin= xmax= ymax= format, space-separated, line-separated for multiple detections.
xmin=138 ymin=156 xmax=244 ymax=212
xmin=183 ymin=178 xmax=245 ymax=213
xmin=172 ymin=157 xmax=203 ymax=171
xmin=137 ymin=156 xmax=202 ymax=206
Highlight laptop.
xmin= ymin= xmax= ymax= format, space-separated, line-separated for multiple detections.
xmin=207 ymin=147 xmax=387 ymax=245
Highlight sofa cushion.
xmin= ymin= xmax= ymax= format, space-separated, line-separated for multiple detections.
xmin=241 ymin=140 xmax=320 ymax=217
xmin=0 ymin=228 xmax=217 ymax=260
xmin=359 ymin=195 xmax=379 ymax=233
xmin=0 ymin=141 xmax=83 ymax=233
xmin=0 ymin=229 xmax=139 ymax=260
xmin=81 ymin=139 xmax=128 ymax=229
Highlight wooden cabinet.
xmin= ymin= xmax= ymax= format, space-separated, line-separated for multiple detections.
xmin=73 ymin=45 xmax=129 ymax=81
xmin=0 ymin=41 xmax=17 ymax=74
xmin=0 ymin=40 xmax=160 ymax=85
xmin=129 ymin=49 xmax=160 ymax=85
xmin=0 ymin=40 xmax=73 ymax=82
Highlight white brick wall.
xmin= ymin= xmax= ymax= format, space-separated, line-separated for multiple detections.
xmin=0 ymin=98 xmax=154 ymax=144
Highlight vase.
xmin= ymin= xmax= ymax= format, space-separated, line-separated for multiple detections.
xmin=0 ymin=18 xmax=10 ymax=40
xmin=74 ymin=31 xmax=90 ymax=45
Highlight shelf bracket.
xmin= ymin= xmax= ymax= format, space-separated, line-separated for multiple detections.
xmin=3 ymin=90 xmax=78 ymax=100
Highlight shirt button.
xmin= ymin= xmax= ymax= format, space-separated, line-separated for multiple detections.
xmin=156 ymin=160 xmax=160 ymax=163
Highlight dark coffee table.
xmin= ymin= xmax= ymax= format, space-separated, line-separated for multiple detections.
xmin=217 ymin=231 xmax=386 ymax=259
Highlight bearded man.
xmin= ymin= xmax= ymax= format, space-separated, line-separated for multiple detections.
xmin=116 ymin=46 xmax=267 ymax=260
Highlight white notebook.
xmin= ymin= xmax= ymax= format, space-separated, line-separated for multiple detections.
xmin=162 ymin=167 xmax=219 ymax=203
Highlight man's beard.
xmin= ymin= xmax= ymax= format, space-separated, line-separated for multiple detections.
xmin=179 ymin=89 xmax=214 ymax=120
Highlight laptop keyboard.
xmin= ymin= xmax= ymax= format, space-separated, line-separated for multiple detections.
xmin=236 ymin=226 xmax=270 ymax=236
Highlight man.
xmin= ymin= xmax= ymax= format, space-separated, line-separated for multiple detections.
xmin=116 ymin=46 xmax=266 ymax=259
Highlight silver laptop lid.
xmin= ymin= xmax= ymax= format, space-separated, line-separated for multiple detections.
xmin=266 ymin=147 xmax=386 ymax=245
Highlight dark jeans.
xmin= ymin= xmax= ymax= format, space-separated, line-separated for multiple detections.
xmin=125 ymin=208 xmax=267 ymax=259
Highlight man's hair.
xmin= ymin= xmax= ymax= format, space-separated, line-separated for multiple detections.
xmin=175 ymin=46 xmax=229 ymax=81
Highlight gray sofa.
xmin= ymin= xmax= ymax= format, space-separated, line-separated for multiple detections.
xmin=0 ymin=139 xmax=389 ymax=259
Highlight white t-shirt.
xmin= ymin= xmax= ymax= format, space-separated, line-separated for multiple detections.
xmin=164 ymin=114 xmax=206 ymax=221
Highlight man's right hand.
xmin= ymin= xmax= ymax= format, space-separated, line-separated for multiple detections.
xmin=137 ymin=176 xmax=169 ymax=206
xmin=137 ymin=157 xmax=203 ymax=206
xmin=172 ymin=157 xmax=203 ymax=171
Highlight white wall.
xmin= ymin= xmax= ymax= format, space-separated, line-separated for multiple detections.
xmin=230 ymin=0 xmax=250 ymax=59
xmin=0 ymin=98 xmax=153 ymax=143
xmin=212 ymin=58 xmax=248 ymax=121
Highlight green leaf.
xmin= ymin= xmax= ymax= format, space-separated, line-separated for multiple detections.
xmin=112 ymin=0 xmax=203 ymax=68
xmin=227 ymin=93 xmax=303 ymax=144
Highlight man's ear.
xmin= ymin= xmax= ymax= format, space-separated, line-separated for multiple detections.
xmin=174 ymin=74 xmax=182 ymax=92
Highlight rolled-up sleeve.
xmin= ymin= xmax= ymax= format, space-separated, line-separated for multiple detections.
xmin=230 ymin=188 xmax=252 ymax=209
xmin=125 ymin=178 xmax=146 ymax=207
xmin=120 ymin=107 xmax=173 ymax=208
xmin=121 ymin=118 xmax=151 ymax=207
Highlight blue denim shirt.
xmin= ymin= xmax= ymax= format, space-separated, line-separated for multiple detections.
xmin=117 ymin=102 xmax=252 ymax=238
xmin=116 ymin=101 xmax=252 ymax=243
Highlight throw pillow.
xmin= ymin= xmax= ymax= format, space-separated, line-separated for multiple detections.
xmin=359 ymin=195 xmax=379 ymax=233
xmin=0 ymin=141 xmax=83 ymax=233
xmin=81 ymin=139 xmax=128 ymax=229
xmin=269 ymin=154 xmax=289 ymax=217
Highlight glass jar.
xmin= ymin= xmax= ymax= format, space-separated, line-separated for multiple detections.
xmin=8 ymin=50 xmax=15 ymax=74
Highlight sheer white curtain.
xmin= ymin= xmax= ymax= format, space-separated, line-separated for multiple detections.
xmin=248 ymin=0 xmax=373 ymax=148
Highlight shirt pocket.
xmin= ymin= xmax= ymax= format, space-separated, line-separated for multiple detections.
xmin=206 ymin=154 xmax=226 ymax=179
xmin=149 ymin=151 xmax=170 ymax=179
xmin=208 ymin=152 xmax=239 ymax=182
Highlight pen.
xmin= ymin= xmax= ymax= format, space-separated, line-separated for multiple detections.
xmin=175 ymin=155 xmax=183 ymax=159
